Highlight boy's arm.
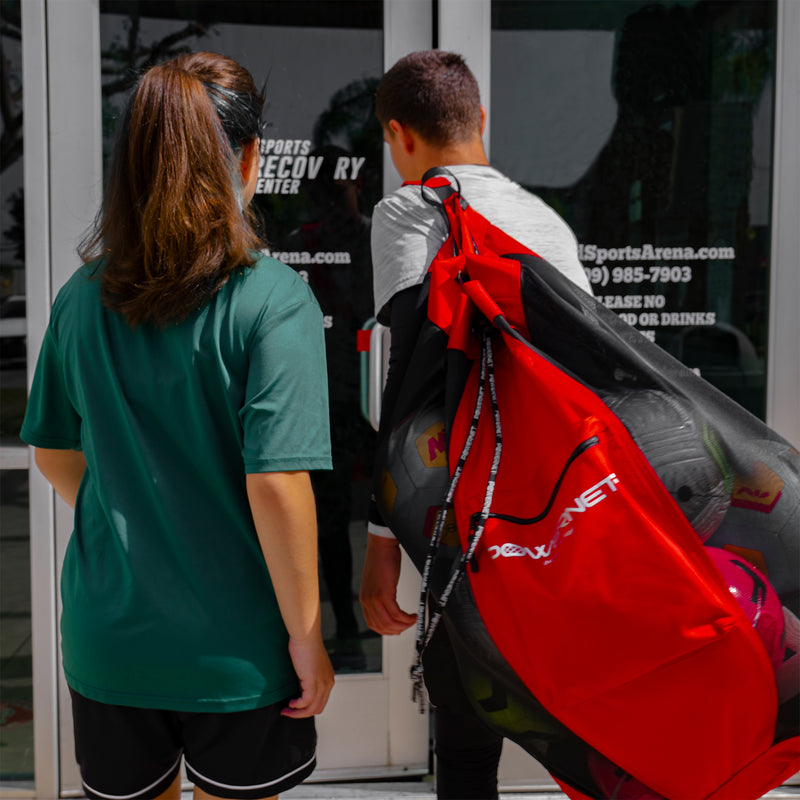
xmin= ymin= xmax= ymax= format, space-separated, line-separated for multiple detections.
xmin=359 ymin=287 xmax=422 ymax=636
xmin=360 ymin=531 xmax=417 ymax=634
xmin=34 ymin=448 xmax=87 ymax=508
xmin=246 ymin=470 xmax=334 ymax=717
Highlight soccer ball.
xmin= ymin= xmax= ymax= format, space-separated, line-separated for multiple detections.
xmin=602 ymin=389 xmax=731 ymax=540
xmin=705 ymin=546 xmax=786 ymax=671
xmin=378 ymin=403 xmax=459 ymax=569
xmin=776 ymin=606 xmax=800 ymax=705
xmin=587 ymin=751 xmax=665 ymax=799
xmin=705 ymin=438 xmax=800 ymax=606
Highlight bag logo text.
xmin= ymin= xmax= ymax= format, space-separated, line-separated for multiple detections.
xmin=488 ymin=473 xmax=620 ymax=565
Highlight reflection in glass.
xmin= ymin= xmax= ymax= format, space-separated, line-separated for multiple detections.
xmin=0 ymin=471 xmax=33 ymax=783
xmin=0 ymin=0 xmax=34 ymax=785
xmin=1 ymin=0 xmax=27 ymax=446
xmin=491 ymin=0 xmax=776 ymax=418
xmin=281 ymin=143 xmax=377 ymax=671
xmin=99 ymin=1 xmax=383 ymax=673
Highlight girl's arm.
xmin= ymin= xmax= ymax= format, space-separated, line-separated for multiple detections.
xmin=34 ymin=448 xmax=87 ymax=508
xmin=246 ymin=469 xmax=334 ymax=718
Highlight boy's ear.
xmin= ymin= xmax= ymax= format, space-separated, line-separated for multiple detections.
xmin=389 ymin=119 xmax=415 ymax=154
xmin=480 ymin=106 xmax=487 ymax=136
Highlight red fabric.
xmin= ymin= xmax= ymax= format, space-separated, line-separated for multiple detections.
xmin=429 ymin=195 xmax=791 ymax=799
xmin=356 ymin=328 xmax=372 ymax=352
xmin=704 ymin=738 xmax=800 ymax=800
xmin=553 ymin=777 xmax=596 ymax=800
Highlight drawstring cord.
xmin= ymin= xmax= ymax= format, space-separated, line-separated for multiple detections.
xmin=411 ymin=327 xmax=504 ymax=709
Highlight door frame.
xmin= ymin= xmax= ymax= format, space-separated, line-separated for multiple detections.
xmin=767 ymin=0 xmax=800 ymax=448
xmin=20 ymin=0 xmax=435 ymax=794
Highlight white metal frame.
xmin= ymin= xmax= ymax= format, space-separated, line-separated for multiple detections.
xmin=767 ymin=0 xmax=800 ymax=447
xmin=45 ymin=0 xmax=104 ymax=789
xmin=438 ymin=0 xmax=492 ymax=158
xmin=768 ymin=0 xmax=800 ymax=786
xmin=382 ymin=0 xmax=433 ymax=192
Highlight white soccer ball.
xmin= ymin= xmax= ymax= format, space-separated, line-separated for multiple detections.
xmin=603 ymin=389 xmax=732 ymax=540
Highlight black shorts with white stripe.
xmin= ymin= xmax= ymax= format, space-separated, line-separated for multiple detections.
xmin=70 ymin=688 xmax=317 ymax=800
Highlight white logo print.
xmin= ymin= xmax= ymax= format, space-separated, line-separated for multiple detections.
xmin=556 ymin=473 xmax=620 ymax=536
xmin=487 ymin=542 xmax=555 ymax=561
xmin=488 ymin=473 xmax=620 ymax=565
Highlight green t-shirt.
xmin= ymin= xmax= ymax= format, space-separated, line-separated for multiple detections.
xmin=21 ymin=255 xmax=332 ymax=712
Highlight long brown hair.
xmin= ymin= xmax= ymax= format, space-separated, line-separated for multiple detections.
xmin=81 ymin=52 xmax=264 ymax=327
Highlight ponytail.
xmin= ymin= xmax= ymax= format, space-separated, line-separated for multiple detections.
xmin=80 ymin=52 xmax=265 ymax=328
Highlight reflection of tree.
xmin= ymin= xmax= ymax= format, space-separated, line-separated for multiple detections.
xmin=100 ymin=11 xmax=209 ymax=98
xmin=1 ymin=1 xmax=23 ymax=277
xmin=312 ymin=77 xmax=382 ymax=216
xmin=527 ymin=0 xmax=774 ymax=417
xmin=0 ymin=1 xmax=22 ymax=174
xmin=0 ymin=4 xmax=211 ymax=265
xmin=313 ymin=77 xmax=380 ymax=148
xmin=531 ymin=1 xmax=773 ymax=246
xmin=253 ymin=76 xmax=382 ymax=243
xmin=3 ymin=187 xmax=23 ymax=262
xmin=98 ymin=11 xmax=211 ymax=165
xmin=1 ymin=6 xmax=210 ymax=171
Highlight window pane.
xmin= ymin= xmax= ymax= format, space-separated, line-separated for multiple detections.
xmin=491 ymin=0 xmax=776 ymax=418
xmin=99 ymin=0 xmax=383 ymax=673
xmin=0 ymin=0 xmax=34 ymax=786
xmin=0 ymin=0 xmax=27 ymax=446
xmin=0 ymin=470 xmax=33 ymax=783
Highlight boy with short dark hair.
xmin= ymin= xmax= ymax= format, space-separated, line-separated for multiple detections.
xmin=374 ymin=50 xmax=483 ymax=147
xmin=360 ymin=50 xmax=592 ymax=799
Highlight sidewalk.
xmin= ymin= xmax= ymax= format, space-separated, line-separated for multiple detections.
xmin=276 ymin=780 xmax=800 ymax=799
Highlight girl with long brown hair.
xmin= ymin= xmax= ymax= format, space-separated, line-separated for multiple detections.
xmin=22 ymin=52 xmax=334 ymax=800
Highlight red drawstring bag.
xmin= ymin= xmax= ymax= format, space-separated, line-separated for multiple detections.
xmin=376 ymin=168 xmax=799 ymax=798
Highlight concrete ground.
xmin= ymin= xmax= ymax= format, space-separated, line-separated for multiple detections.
xmin=189 ymin=782 xmax=800 ymax=799
xmin=280 ymin=785 xmax=800 ymax=800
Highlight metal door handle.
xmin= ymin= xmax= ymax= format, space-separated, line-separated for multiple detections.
xmin=359 ymin=319 xmax=390 ymax=431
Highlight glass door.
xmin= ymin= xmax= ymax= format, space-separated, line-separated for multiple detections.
xmin=98 ymin=0 xmax=384 ymax=677
xmin=437 ymin=0 xmax=793 ymax=791
xmin=488 ymin=0 xmax=778 ymax=420
xmin=36 ymin=0 xmax=432 ymax=792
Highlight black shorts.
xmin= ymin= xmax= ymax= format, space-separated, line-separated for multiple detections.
xmin=70 ymin=688 xmax=316 ymax=800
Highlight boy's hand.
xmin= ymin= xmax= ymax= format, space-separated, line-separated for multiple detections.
xmin=359 ymin=533 xmax=417 ymax=635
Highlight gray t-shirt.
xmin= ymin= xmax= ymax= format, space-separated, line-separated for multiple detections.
xmin=371 ymin=164 xmax=591 ymax=317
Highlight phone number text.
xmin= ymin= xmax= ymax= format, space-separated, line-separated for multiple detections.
xmin=585 ymin=265 xmax=693 ymax=287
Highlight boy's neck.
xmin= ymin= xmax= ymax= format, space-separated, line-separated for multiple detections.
xmin=407 ymin=137 xmax=489 ymax=182
xmin=385 ymin=118 xmax=490 ymax=182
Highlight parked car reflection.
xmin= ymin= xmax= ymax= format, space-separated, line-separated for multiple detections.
xmin=667 ymin=322 xmax=765 ymax=413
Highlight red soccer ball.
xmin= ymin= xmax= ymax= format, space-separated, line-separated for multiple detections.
xmin=705 ymin=546 xmax=786 ymax=671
